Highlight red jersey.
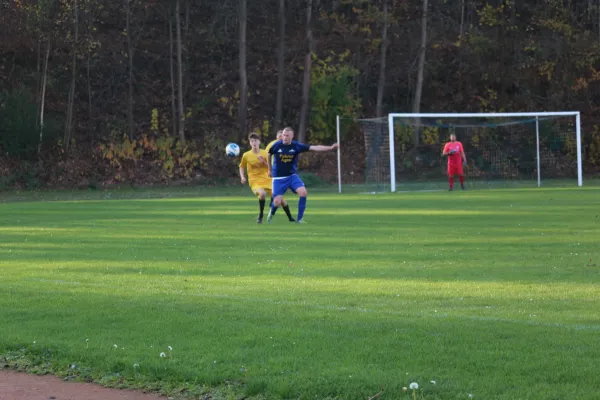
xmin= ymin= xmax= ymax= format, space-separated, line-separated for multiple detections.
xmin=443 ymin=141 xmax=464 ymax=165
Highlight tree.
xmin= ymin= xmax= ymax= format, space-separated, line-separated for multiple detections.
xmin=125 ymin=0 xmax=135 ymax=140
xmin=64 ymin=0 xmax=79 ymax=150
xmin=175 ymin=0 xmax=185 ymax=142
xmin=412 ymin=0 xmax=428 ymax=145
xmin=459 ymin=0 xmax=465 ymax=39
xmin=274 ymin=0 xmax=286 ymax=134
xmin=29 ymin=0 xmax=60 ymax=155
xmin=238 ymin=0 xmax=248 ymax=142
xmin=168 ymin=7 xmax=177 ymax=137
xmin=375 ymin=0 xmax=388 ymax=118
xmin=298 ymin=0 xmax=315 ymax=143
xmin=38 ymin=40 xmax=52 ymax=155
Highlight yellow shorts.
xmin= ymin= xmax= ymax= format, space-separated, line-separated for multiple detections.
xmin=250 ymin=177 xmax=271 ymax=197
xmin=251 ymin=186 xmax=272 ymax=197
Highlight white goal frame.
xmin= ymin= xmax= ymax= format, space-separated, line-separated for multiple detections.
xmin=374 ymin=112 xmax=584 ymax=192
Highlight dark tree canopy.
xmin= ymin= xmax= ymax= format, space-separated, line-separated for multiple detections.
xmin=0 ymin=0 xmax=599 ymax=187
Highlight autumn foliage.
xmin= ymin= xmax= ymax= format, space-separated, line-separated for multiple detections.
xmin=1 ymin=0 xmax=599 ymax=188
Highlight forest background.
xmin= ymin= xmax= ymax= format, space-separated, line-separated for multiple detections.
xmin=1 ymin=0 xmax=599 ymax=189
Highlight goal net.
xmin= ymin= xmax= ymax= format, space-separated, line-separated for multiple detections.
xmin=337 ymin=112 xmax=582 ymax=192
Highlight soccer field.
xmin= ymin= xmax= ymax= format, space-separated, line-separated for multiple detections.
xmin=1 ymin=187 xmax=599 ymax=399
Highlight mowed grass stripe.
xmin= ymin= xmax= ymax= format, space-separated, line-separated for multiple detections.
xmin=1 ymin=187 xmax=599 ymax=399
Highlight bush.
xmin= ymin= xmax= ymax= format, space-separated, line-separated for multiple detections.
xmin=0 ymin=87 xmax=61 ymax=160
xmin=309 ymin=51 xmax=361 ymax=142
xmin=0 ymin=162 xmax=41 ymax=190
xmin=299 ymin=172 xmax=329 ymax=187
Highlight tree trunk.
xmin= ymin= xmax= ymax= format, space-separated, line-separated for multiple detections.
xmin=183 ymin=0 xmax=190 ymax=126
xmin=376 ymin=0 xmax=388 ymax=118
xmin=298 ymin=0 xmax=314 ymax=143
xmin=87 ymin=53 xmax=92 ymax=123
xmin=126 ymin=0 xmax=135 ymax=140
xmin=274 ymin=0 xmax=286 ymax=134
xmin=238 ymin=0 xmax=248 ymax=143
xmin=356 ymin=47 xmax=361 ymax=96
xmin=412 ymin=0 xmax=428 ymax=146
xmin=64 ymin=0 xmax=79 ymax=151
xmin=38 ymin=40 xmax=51 ymax=155
xmin=185 ymin=0 xmax=190 ymax=33
xmin=459 ymin=0 xmax=465 ymax=38
xmin=175 ymin=0 xmax=185 ymax=142
xmin=169 ymin=10 xmax=177 ymax=137
xmin=35 ymin=37 xmax=42 ymax=129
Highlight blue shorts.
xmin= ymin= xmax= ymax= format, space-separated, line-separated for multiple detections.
xmin=272 ymin=174 xmax=305 ymax=197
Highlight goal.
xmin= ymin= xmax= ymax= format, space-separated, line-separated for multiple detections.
xmin=336 ymin=112 xmax=583 ymax=192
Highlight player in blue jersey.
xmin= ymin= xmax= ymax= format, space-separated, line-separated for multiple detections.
xmin=267 ymin=126 xmax=338 ymax=223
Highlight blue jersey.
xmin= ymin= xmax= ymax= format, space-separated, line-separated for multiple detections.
xmin=268 ymin=140 xmax=311 ymax=178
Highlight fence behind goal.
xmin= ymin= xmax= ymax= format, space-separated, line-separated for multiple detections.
xmin=337 ymin=112 xmax=582 ymax=192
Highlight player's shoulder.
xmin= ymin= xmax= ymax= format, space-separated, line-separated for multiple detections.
xmin=292 ymin=140 xmax=308 ymax=148
xmin=241 ymin=149 xmax=252 ymax=157
xmin=259 ymin=148 xmax=268 ymax=156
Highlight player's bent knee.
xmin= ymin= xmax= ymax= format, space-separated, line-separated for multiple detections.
xmin=296 ymin=187 xmax=308 ymax=197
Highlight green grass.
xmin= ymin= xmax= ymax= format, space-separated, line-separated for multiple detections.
xmin=1 ymin=186 xmax=599 ymax=399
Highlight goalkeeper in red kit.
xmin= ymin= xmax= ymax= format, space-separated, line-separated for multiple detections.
xmin=442 ymin=134 xmax=467 ymax=191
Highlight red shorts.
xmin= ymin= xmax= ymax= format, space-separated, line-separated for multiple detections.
xmin=447 ymin=164 xmax=464 ymax=176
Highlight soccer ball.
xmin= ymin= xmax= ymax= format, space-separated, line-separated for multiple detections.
xmin=225 ymin=143 xmax=240 ymax=157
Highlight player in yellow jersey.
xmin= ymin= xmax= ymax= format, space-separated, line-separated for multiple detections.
xmin=239 ymin=133 xmax=295 ymax=223
xmin=265 ymin=129 xmax=283 ymax=155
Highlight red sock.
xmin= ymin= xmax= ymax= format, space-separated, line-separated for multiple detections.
xmin=448 ymin=177 xmax=454 ymax=188
xmin=459 ymin=176 xmax=465 ymax=185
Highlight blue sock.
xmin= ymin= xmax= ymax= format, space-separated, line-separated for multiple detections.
xmin=269 ymin=198 xmax=278 ymax=215
xmin=297 ymin=197 xmax=307 ymax=221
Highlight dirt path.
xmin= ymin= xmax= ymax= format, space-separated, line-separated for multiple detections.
xmin=0 ymin=370 xmax=167 ymax=400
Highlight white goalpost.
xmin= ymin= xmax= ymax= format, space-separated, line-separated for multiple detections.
xmin=336 ymin=115 xmax=342 ymax=194
xmin=336 ymin=112 xmax=583 ymax=193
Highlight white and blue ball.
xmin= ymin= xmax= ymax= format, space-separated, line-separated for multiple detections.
xmin=225 ymin=143 xmax=240 ymax=157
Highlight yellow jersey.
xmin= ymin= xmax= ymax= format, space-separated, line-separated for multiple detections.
xmin=265 ymin=140 xmax=279 ymax=165
xmin=239 ymin=149 xmax=271 ymax=190
xmin=265 ymin=140 xmax=278 ymax=153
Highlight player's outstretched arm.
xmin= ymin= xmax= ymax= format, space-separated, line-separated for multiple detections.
xmin=309 ymin=143 xmax=339 ymax=152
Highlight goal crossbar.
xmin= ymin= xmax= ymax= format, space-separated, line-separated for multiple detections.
xmin=388 ymin=112 xmax=580 ymax=118
xmin=385 ymin=112 xmax=583 ymax=192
